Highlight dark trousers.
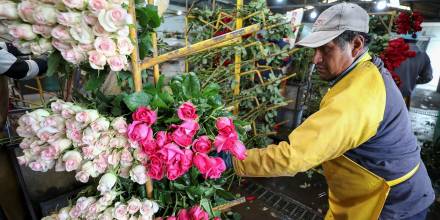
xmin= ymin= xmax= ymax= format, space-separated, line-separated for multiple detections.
xmin=401 ymin=208 xmax=429 ymax=220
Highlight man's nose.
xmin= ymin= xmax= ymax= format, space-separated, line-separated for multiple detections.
xmin=313 ymin=50 xmax=322 ymax=64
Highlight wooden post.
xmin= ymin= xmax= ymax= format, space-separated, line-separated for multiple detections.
xmin=148 ymin=0 xmax=160 ymax=84
xmin=233 ymin=0 xmax=243 ymax=115
xmin=128 ymin=0 xmax=143 ymax=93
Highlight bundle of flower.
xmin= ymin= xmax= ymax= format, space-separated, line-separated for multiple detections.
xmin=395 ymin=11 xmax=424 ymax=37
xmin=380 ymin=38 xmax=416 ymax=87
xmin=0 ymin=0 xmax=134 ymax=71
xmin=42 ymin=190 xmax=159 ymax=220
xmin=128 ymin=102 xmax=247 ymax=182
xmin=16 ymin=99 xmax=149 ymax=185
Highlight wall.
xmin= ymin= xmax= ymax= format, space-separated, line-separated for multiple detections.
xmin=417 ymin=22 xmax=440 ymax=92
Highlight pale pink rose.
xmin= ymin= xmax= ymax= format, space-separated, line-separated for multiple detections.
xmin=88 ymin=50 xmax=107 ymax=70
xmin=76 ymin=197 xmax=96 ymax=212
xmin=86 ymin=202 xmax=99 ymax=219
xmin=36 ymin=127 xmax=59 ymax=142
xmin=31 ymin=38 xmax=53 ymax=55
xmin=108 ymin=150 xmax=121 ymax=166
xmin=93 ymin=154 xmax=109 ymax=173
xmin=67 ymin=129 xmax=82 ymax=143
xmin=19 ymin=137 xmax=34 ymax=149
xmin=132 ymin=106 xmax=157 ymax=126
xmin=0 ymin=1 xmax=18 ymax=20
xmin=9 ymin=24 xmax=36 ymax=41
xmin=140 ymin=200 xmax=159 ymax=216
xmin=33 ymin=4 xmax=58 ymax=26
xmin=70 ymin=22 xmax=95 ymax=44
xmin=17 ymin=1 xmax=37 ymax=23
xmin=52 ymin=39 xmax=72 ymax=52
xmin=129 ymin=139 xmax=139 ymax=149
xmin=16 ymin=126 xmax=33 ymax=138
xmin=98 ymin=133 xmax=112 ymax=146
xmin=51 ymin=25 xmax=73 ymax=41
xmin=216 ymin=117 xmax=236 ymax=136
xmin=119 ymin=164 xmax=131 ymax=178
xmin=113 ymin=202 xmax=128 ymax=220
xmin=98 ymin=191 xmax=118 ymax=207
xmin=50 ymin=138 xmax=72 ymax=153
xmin=76 ymin=109 xmax=100 ymax=124
xmin=98 ymin=208 xmax=114 ymax=220
xmin=117 ymin=26 xmax=129 ymax=37
xmin=188 ymin=205 xmax=209 ymax=220
xmin=117 ymin=36 xmax=134 ymax=55
xmin=17 ymin=156 xmax=29 ymax=166
xmin=127 ymin=121 xmax=153 ymax=142
xmin=81 ymin=161 xmax=99 ymax=177
xmin=127 ymin=197 xmax=142 ymax=215
xmin=81 ymin=146 xmax=95 ymax=159
xmin=69 ymin=206 xmax=81 ymax=218
xmin=57 ymin=207 xmax=71 ymax=220
xmin=78 ymin=43 xmax=94 ymax=53
xmin=94 ymin=36 xmax=116 ymax=56
xmin=192 ymin=136 xmax=212 ymax=153
xmin=109 ymin=135 xmax=128 ymax=148
xmin=82 ymin=128 xmax=101 ymax=145
xmin=63 ymin=0 xmax=87 ymax=10
xmin=57 ymin=12 xmax=82 ymax=27
xmin=88 ymin=0 xmax=108 ymax=14
xmin=62 ymin=48 xmax=86 ymax=64
xmin=41 ymin=146 xmax=58 ymax=161
xmin=84 ymin=13 xmax=98 ymax=25
xmin=120 ymin=148 xmax=133 ymax=166
xmin=129 ymin=165 xmax=147 ymax=184
xmin=92 ymin=23 xmax=109 ymax=36
xmin=29 ymin=161 xmax=45 ymax=172
xmin=42 ymin=115 xmax=65 ymax=130
xmin=97 ymin=173 xmax=117 ymax=194
xmin=177 ymin=102 xmax=198 ymax=121
xmin=148 ymin=153 xmax=164 ymax=180
xmin=133 ymin=148 xmax=148 ymax=163
xmin=75 ymin=170 xmax=90 ymax=183
xmin=61 ymin=103 xmax=82 ymax=119
xmin=111 ymin=117 xmax=128 ymax=134
xmin=62 ymin=150 xmax=82 ymax=171
xmin=107 ymin=55 xmax=127 ymax=71
xmin=98 ymin=6 xmax=128 ymax=32
xmin=32 ymin=25 xmax=53 ymax=38
xmin=91 ymin=117 xmax=110 ymax=132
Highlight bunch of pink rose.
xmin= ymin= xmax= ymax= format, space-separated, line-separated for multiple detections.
xmin=16 ymin=99 xmax=149 ymax=185
xmin=0 ymin=0 xmax=134 ymax=71
xmin=127 ymin=101 xmax=247 ymax=181
xmin=42 ymin=191 xmax=160 ymax=220
xmin=159 ymin=205 xmax=217 ymax=220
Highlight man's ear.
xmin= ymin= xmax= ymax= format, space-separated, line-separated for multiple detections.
xmin=351 ymin=35 xmax=365 ymax=58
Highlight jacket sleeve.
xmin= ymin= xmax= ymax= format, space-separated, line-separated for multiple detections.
xmin=233 ymin=61 xmax=386 ymax=177
xmin=416 ymin=53 xmax=433 ymax=84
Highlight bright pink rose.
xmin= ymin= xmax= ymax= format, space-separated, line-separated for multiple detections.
xmin=188 ymin=205 xmax=209 ymax=220
xmin=177 ymin=209 xmax=190 ymax=220
xmin=177 ymin=102 xmax=198 ymax=121
xmin=166 ymin=217 xmax=177 ymax=220
xmin=107 ymin=55 xmax=127 ymax=71
xmin=148 ymin=153 xmax=164 ymax=180
xmin=214 ymin=131 xmax=238 ymax=153
xmin=132 ymin=106 xmax=157 ymax=126
xmin=230 ymin=140 xmax=247 ymax=160
xmin=160 ymin=143 xmax=193 ymax=180
xmin=172 ymin=121 xmax=200 ymax=147
xmin=192 ymin=136 xmax=212 ymax=153
xmin=155 ymin=131 xmax=169 ymax=147
xmin=216 ymin=117 xmax=235 ymax=136
xmin=141 ymin=138 xmax=157 ymax=156
xmin=193 ymin=153 xmax=226 ymax=179
xmin=127 ymin=121 xmax=153 ymax=141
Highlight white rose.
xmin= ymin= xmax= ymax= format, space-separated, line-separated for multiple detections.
xmin=68 ymin=206 xmax=81 ymax=218
xmin=98 ymin=191 xmax=118 ymax=207
xmin=50 ymin=138 xmax=71 ymax=153
xmin=117 ymin=26 xmax=129 ymax=37
xmin=32 ymin=25 xmax=53 ymax=39
xmin=0 ymin=1 xmax=18 ymax=20
xmin=88 ymin=50 xmax=107 ymax=70
xmin=76 ymin=196 xmax=96 ymax=212
xmin=133 ymin=149 xmax=148 ymax=163
xmin=57 ymin=12 xmax=82 ymax=27
xmin=109 ymin=135 xmax=128 ymax=148
xmin=98 ymin=208 xmax=114 ymax=220
xmin=111 ymin=117 xmax=127 ymax=134
xmin=91 ymin=117 xmax=110 ymax=132
xmin=117 ymin=36 xmax=134 ymax=55
xmin=81 ymin=127 xmax=101 ymax=145
xmin=139 ymin=200 xmax=159 ymax=216
xmin=107 ymin=55 xmax=127 ymax=71
xmin=94 ymin=36 xmax=116 ymax=56
xmin=16 ymin=126 xmax=34 ymax=138
xmin=129 ymin=165 xmax=147 ymax=184
xmin=81 ymin=161 xmax=100 ymax=177
xmin=75 ymin=170 xmax=90 ymax=183
xmin=127 ymin=197 xmax=142 ymax=215
xmin=31 ymin=38 xmax=53 ymax=55
xmin=19 ymin=137 xmax=35 ymax=149
xmin=88 ymin=0 xmax=108 ymax=14
xmin=61 ymin=48 xmax=86 ymax=65
xmin=97 ymin=173 xmax=117 ymax=194
xmin=33 ymin=4 xmax=58 ymax=26
xmin=50 ymin=100 xmax=65 ymax=113
xmin=113 ymin=202 xmax=128 ymax=220
xmin=98 ymin=6 xmax=129 ymax=33
xmin=62 ymin=0 xmax=87 ymax=10
xmin=17 ymin=1 xmax=37 ymax=23
xmin=76 ymin=109 xmax=100 ymax=124
xmin=51 ymin=25 xmax=73 ymax=41
xmin=70 ymin=21 xmax=95 ymax=44
xmin=9 ymin=23 xmax=36 ymax=40
xmin=62 ymin=150 xmax=82 ymax=171
xmin=57 ymin=207 xmax=71 ymax=220
xmin=52 ymin=39 xmax=72 ymax=52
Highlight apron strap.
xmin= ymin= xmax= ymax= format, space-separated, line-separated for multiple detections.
xmin=386 ymin=163 xmax=420 ymax=187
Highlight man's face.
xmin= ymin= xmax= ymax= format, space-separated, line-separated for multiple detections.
xmin=312 ymin=40 xmax=355 ymax=81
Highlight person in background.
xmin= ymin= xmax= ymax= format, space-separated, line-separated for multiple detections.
xmin=0 ymin=42 xmax=47 ymax=220
xmin=394 ymin=35 xmax=433 ymax=109
xmin=227 ymin=3 xmax=434 ymax=220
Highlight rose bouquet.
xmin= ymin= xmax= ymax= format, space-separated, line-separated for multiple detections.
xmin=395 ymin=11 xmax=424 ymax=37
xmin=380 ymin=38 xmax=416 ymax=87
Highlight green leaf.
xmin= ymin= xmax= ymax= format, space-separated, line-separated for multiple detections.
xmin=182 ymin=73 xmax=201 ymax=98
xmin=151 ymin=94 xmax=168 ymax=109
xmin=216 ymin=189 xmax=236 ymax=200
xmin=171 ymin=182 xmax=187 ymax=190
xmin=158 ymin=92 xmax=174 ymax=105
xmin=139 ymin=32 xmax=152 ymax=59
xmin=136 ymin=5 xmax=161 ymax=29
xmin=46 ymin=51 xmax=62 ymax=77
xmin=202 ymin=83 xmax=220 ymax=97
xmin=164 ymin=116 xmax=180 ymax=124
xmin=85 ymin=73 xmax=106 ymax=92
xmin=123 ymin=92 xmax=151 ymax=111
xmin=200 ymin=198 xmax=214 ymax=217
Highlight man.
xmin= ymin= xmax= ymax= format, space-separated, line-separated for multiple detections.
xmin=394 ymin=36 xmax=433 ymax=108
xmin=231 ymin=3 xmax=434 ymax=220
